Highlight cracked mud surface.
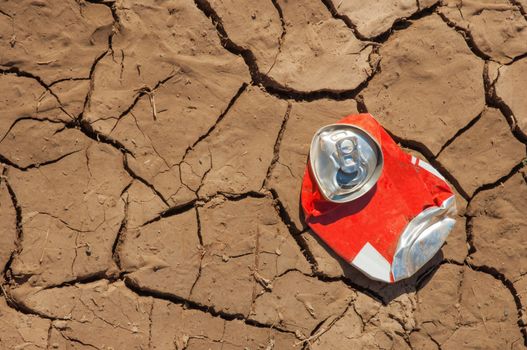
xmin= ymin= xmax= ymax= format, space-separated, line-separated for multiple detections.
xmin=0 ymin=0 xmax=526 ymax=349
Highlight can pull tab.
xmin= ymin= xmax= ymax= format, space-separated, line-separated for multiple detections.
xmin=335 ymin=137 xmax=366 ymax=188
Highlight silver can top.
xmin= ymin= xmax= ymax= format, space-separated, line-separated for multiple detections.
xmin=309 ymin=124 xmax=383 ymax=203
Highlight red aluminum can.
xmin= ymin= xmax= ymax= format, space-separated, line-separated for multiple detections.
xmin=301 ymin=113 xmax=456 ymax=283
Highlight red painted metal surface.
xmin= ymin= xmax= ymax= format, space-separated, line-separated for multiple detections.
xmin=301 ymin=114 xmax=455 ymax=282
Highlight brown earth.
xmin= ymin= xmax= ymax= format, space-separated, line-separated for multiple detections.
xmin=0 ymin=0 xmax=526 ymax=349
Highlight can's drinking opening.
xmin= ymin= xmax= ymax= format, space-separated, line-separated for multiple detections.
xmin=310 ymin=124 xmax=383 ymax=203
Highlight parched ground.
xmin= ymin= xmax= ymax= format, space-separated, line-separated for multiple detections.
xmin=0 ymin=0 xmax=527 ymax=349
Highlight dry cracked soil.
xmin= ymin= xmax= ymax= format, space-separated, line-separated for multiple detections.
xmin=0 ymin=0 xmax=527 ymax=349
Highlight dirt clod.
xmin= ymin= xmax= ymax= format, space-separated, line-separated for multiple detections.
xmin=362 ymin=14 xmax=485 ymax=155
xmin=495 ymin=57 xmax=527 ymax=135
xmin=266 ymin=0 xmax=373 ymax=92
xmin=438 ymin=107 xmax=526 ymax=196
xmin=328 ymin=0 xmax=418 ymax=39
xmin=439 ymin=0 xmax=527 ymax=64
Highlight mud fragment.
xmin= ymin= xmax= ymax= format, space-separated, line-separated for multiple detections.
xmin=441 ymin=216 xmax=468 ymax=263
xmin=50 ymin=79 xmax=91 ymax=118
xmin=120 ymin=209 xmax=200 ymax=299
xmin=328 ymin=0 xmax=418 ymax=38
xmin=420 ymin=0 xmax=440 ymax=9
xmin=192 ymin=197 xmax=311 ymax=317
xmin=439 ymin=0 xmax=527 ymax=63
xmin=205 ymin=0 xmax=282 ymax=73
xmin=468 ymin=171 xmax=527 ymax=281
xmin=11 ymin=213 xmax=115 ymax=287
xmin=0 ymin=75 xmax=72 ymax=142
xmin=0 ymin=119 xmax=88 ymax=169
xmin=250 ymin=270 xmax=352 ymax=334
xmin=415 ymin=264 xmax=523 ymax=349
xmin=438 ymin=108 xmax=526 ymax=196
xmin=125 ymin=180 xmax=168 ymax=229
xmin=268 ymin=99 xmax=358 ymax=232
xmin=495 ymin=57 xmax=527 ymax=135
xmin=11 ymin=280 xmax=152 ymax=349
xmin=151 ymin=299 xmax=297 ymax=349
xmin=0 ymin=0 xmax=113 ymax=84
xmin=266 ymin=0 xmax=373 ymax=92
xmin=0 ymin=297 xmax=50 ymax=349
xmin=362 ymin=14 xmax=485 ymax=155
xmin=310 ymin=292 xmax=414 ymax=349
xmin=408 ymin=332 xmax=439 ymax=350
xmin=8 ymin=142 xmax=130 ymax=286
xmin=182 ymin=87 xmax=288 ymax=198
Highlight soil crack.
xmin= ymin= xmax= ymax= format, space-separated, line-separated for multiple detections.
xmin=435 ymin=9 xmax=492 ymax=62
xmin=123 ymin=276 xmax=296 ymax=335
xmin=194 ymin=0 xmax=378 ymax=101
xmin=263 ymin=102 xmax=292 ymax=189
xmin=464 ymin=262 xmax=527 ymax=345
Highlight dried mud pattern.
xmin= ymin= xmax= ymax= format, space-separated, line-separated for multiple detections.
xmin=362 ymin=14 xmax=485 ymax=155
xmin=415 ymin=264 xmax=523 ymax=349
xmin=12 ymin=280 xmax=152 ymax=349
xmin=0 ymin=119 xmax=88 ymax=169
xmin=468 ymin=171 xmax=527 ymax=281
xmin=328 ymin=0 xmax=418 ymax=38
xmin=125 ymin=180 xmax=168 ymax=229
xmin=85 ymin=0 xmax=252 ymax=206
xmin=266 ymin=0 xmax=373 ymax=92
xmin=0 ymin=297 xmax=50 ymax=349
xmin=122 ymin=196 xmax=314 ymax=324
xmin=250 ymin=270 xmax=352 ymax=335
xmin=151 ymin=299 xmax=298 ymax=349
xmin=85 ymin=0 xmax=249 ymax=125
xmin=268 ymin=99 xmax=358 ymax=232
xmin=10 ymin=279 xmax=297 ymax=349
xmin=120 ymin=209 xmax=200 ymax=300
xmin=438 ymin=107 xmax=526 ymax=196
xmin=204 ymin=0 xmax=282 ymax=73
xmin=0 ymin=75 xmax=72 ymax=143
xmin=310 ymin=292 xmax=414 ymax=349
xmin=8 ymin=140 xmax=130 ymax=287
xmin=1 ymin=0 xmax=527 ymax=348
xmin=181 ymin=87 xmax=288 ymax=199
xmin=193 ymin=197 xmax=311 ymax=318
xmin=495 ymin=58 xmax=527 ymax=135
xmin=92 ymin=78 xmax=252 ymax=208
xmin=439 ymin=0 xmax=527 ymax=64
xmin=0 ymin=0 xmax=113 ymax=84
xmin=49 ymin=79 xmax=91 ymax=118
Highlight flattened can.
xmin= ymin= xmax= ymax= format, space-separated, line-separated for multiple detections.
xmin=301 ymin=113 xmax=456 ymax=283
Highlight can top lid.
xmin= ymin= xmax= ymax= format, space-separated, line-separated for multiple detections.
xmin=309 ymin=123 xmax=383 ymax=203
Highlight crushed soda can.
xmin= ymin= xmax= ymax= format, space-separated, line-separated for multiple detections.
xmin=301 ymin=113 xmax=456 ymax=283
